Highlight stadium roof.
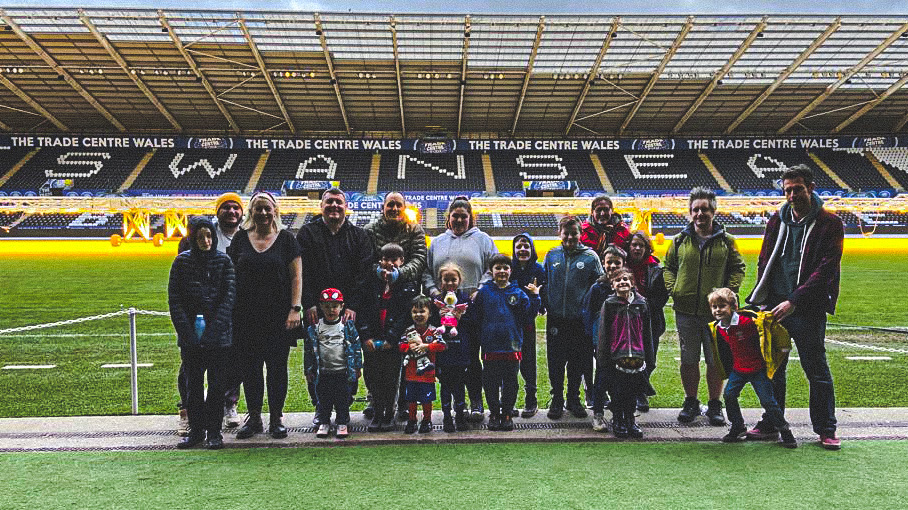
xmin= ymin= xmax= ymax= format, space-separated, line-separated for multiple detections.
xmin=1 ymin=8 xmax=907 ymax=137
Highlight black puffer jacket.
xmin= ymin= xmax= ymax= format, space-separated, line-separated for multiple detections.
xmin=169 ymin=217 xmax=236 ymax=348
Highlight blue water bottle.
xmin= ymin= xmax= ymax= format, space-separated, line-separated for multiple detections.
xmin=194 ymin=314 xmax=206 ymax=343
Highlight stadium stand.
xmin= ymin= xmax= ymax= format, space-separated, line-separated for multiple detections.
xmin=853 ymin=148 xmax=908 ymax=190
xmin=488 ymin=151 xmax=603 ymax=192
xmin=814 ymin=149 xmax=893 ymax=191
xmin=376 ymin=151 xmax=485 ymax=192
xmin=0 ymin=147 xmax=35 ymax=176
xmin=1 ymin=148 xmax=149 ymax=193
xmin=128 ymin=149 xmax=264 ymax=194
xmin=704 ymin=149 xmax=837 ymax=192
xmin=256 ymin=150 xmax=373 ymax=192
xmin=597 ymin=151 xmax=719 ymax=193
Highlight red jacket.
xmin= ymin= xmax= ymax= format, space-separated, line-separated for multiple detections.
xmin=579 ymin=220 xmax=631 ymax=254
xmin=748 ymin=207 xmax=843 ymax=315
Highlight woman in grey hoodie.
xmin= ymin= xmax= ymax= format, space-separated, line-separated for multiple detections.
xmin=422 ymin=196 xmax=498 ymax=421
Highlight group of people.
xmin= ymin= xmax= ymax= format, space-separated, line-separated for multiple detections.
xmin=168 ymin=163 xmax=844 ymax=450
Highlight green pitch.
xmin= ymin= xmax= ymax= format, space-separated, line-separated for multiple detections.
xmin=0 ymin=251 xmax=906 ymax=417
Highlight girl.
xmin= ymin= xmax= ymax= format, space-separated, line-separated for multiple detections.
xmin=433 ymin=263 xmax=472 ymax=432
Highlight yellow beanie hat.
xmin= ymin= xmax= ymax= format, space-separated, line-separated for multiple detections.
xmin=215 ymin=192 xmax=243 ymax=213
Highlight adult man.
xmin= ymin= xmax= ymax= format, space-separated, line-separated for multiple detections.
xmin=747 ymin=165 xmax=844 ymax=450
xmin=296 ymin=188 xmax=375 ymax=413
xmin=176 ymin=192 xmax=244 ymax=431
xmin=365 ymin=192 xmax=427 ymax=285
xmin=663 ymin=187 xmax=745 ymax=426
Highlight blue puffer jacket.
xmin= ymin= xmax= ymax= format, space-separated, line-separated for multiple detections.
xmin=168 ymin=217 xmax=236 ymax=348
xmin=465 ymin=282 xmax=540 ymax=355
xmin=303 ymin=319 xmax=363 ymax=385
xmin=543 ymin=244 xmax=603 ymax=320
xmin=509 ymin=232 xmax=547 ymax=316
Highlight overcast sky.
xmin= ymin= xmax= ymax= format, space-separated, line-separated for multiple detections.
xmin=3 ymin=0 xmax=906 ymax=15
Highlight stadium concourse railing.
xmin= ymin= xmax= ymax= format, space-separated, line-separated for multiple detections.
xmin=1 ymin=195 xmax=907 ymax=242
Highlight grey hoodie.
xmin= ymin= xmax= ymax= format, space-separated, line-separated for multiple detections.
xmin=423 ymin=226 xmax=498 ymax=295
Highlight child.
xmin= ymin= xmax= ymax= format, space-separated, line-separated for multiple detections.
xmin=509 ymin=233 xmax=547 ymax=418
xmin=399 ymin=295 xmax=447 ymax=434
xmin=625 ymin=231 xmax=669 ymax=412
xmin=543 ymin=215 xmax=604 ymax=419
xmin=358 ymin=243 xmax=419 ymax=432
xmin=468 ymin=253 xmax=540 ymax=431
xmin=707 ymin=288 xmax=797 ymax=448
xmin=433 ymin=263 xmax=473 ymax=432
xmin=581 ymin=245 xmax=627 ymax=429
xmin=304 ymin=288 xmax=363 ymax=439
xmin=597 ymin=268 xmax=655 ymax=438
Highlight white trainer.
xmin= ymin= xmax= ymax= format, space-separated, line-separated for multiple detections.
xmin=336 ymin=424 xmax=349 ymax=438
xmin=316 ymin=423 xmax=330 ymax=438
xmin=224 ymin=405 xmax=240 ymax=428
xmin=591 ymin=412 xmax=608 ymax=432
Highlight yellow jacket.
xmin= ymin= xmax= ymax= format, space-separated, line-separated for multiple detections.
xmin=708 ymin=309 xmax=791 ymax=380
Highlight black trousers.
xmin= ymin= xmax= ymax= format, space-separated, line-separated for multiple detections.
xmin=611 ymin=367 xmax=646 ymax=419
xmin=364 ymin=350 xmax=402 ymax=415
xmin=483 ymin=359 xmax=520 ymax=416
xmin=546 ymin=316 xmax=592 ymax=406
xmin=438 ymin=364 xmax=468 ymax=412
xmin=520 ymin=323 xmax=538 ymax=407
xmin=180 ymin=345 xmax=228 ymax=436
xmin=466 ymin=334 xmax=484 ymax=408
xmin=177 ymin=343 xmax=241 ymax=409
xmin=239 ymin=342 xmax=290 ymax=418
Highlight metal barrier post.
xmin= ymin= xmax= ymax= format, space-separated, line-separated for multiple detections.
xmin=128 ymin=307 xmax=139 ymax=415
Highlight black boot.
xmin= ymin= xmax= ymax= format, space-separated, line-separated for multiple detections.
xmin=442 ymin=410 xmax=456 ymax=433
xmin=612 ymin=411 xmax=628 ymax=438
xmin=269 ymin=415 xmax=288 ymax=439
xmin=368 ymin=408 xmax=383 ymax=433
xmin=235 ymin=412 xmax=263 ymax=439
xmin=454 ymin=408 xmax=470 ymax=431
xmin=380 ymin=406 xmax=395 ymax=432
xmin=627 ymin=414 xmax=643 ymax=438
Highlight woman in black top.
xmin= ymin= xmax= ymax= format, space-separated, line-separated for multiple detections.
xmin=228 ymin=192 xmax=302 ymax=439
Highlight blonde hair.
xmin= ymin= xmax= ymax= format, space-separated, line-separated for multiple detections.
xmin=241 ymin=192 xmax=283 ymax=233
xmin=437 ymin=262 xmax=464 ymax=285
xmin=707 ymin=287 xmax=738 ymax=309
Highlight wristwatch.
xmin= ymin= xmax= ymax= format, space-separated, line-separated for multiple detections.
xmin=291 ymin=305 xmax=302 ymax=312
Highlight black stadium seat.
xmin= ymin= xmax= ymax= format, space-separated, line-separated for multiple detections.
xmin=377 ymin=151 xmax=485 ymax=192
xmin=257 ymin=150 xmax=373 ymax=192
xmin=129 ymin=149 xmax=263 ymax=194
xmin=2 ymin=148 xmax=148 ymax=193
xmin=597 ymin=151 xmax=718 ymax=193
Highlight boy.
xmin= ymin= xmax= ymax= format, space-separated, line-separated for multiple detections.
xmin=468 ymin=253 xmax=541 ymax=431
xmin=358 ymin=243 xmax=419 ymax=432
xmin=707 ymin=288 xmax=796 ymax=448
xmin=304 ymin=288 xmax=363 ymax=439
xmin=509 ymin=233 xmax=547 ymax=418
xmin=597 ymin=269 xmax=655 ymax=438
xmin=543 ymin=216 xmax=604 ymax=419
xmin=399 ymin=296 xmax=447 ymax=434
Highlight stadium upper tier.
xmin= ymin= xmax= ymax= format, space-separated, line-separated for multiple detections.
xmin=0 ymin=10 xmax=908 ymax=137
xmin=2 ymin=144 xmax=906 ymax=195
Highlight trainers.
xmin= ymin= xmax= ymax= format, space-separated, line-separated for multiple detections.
xmin=235 ymin=414 xmax=263 ymax=439
xmin=380 ymin=410 xmax=395 ymax=432
xmin=819 ymin=433 xmax=842 ymax=450
xmin=469 ymin=404 xmax=485 ymax=423
xmin=745 ymin=422 xmax=779 ymax=441
xmin=501 ymin=415 xmax=514 ymax=432
xmin=177 ymin=433 xmax=205 ymax=449
xmin=206 ymin=434 xmax=224 ymax=450
xmin=368 ymin=410 xmax=383 ymax=433
xmin=547 ymin=402 xmax=564 ymax=420
xmin=591 ymin=413 xmax=608 ymax=432
xmin=612 ymin=416 xmax=628 ymax=438
xmin=677 ymin=397 xmax=701 ymax=423
xmin=363 ymin=404 xmax=375 ymax=420
xmin=487 ymin=414 xmax=502 ymax=431
xmin=336 ymin=424 xmax=349 ymax=439
xmin=396 ymin=408 xmax=410 ymax=422
xmin=454 ymin=411 xmax=470 ymax=431
xmin=223 ymin=404 xmax=240 ymax=428
xmin=269 ymin=419 xmax=288 ymax=439
xmin=521 ymin=403 xmax=538 ymax=419
xmin=567 ymin=402 xmax=588 ymax=419
xmin=178 ymin=408 xmax=190 ymax=437
xmin=418 ymin=419 xmax=432 ymax=434
xmin=722 ymin=425 xmax=748 ymax=443
xmin=443 ymin=415 xmax=456 ymax=433
xmin=779 ymin=429 xmax=797 ymax=448
xmin=404 ymin=419 xmax=418 ymax=434
xmin=705 ymin=399 xmax=726 ymax=426
xmin=636 ymin=395 xmax=650 ymax=413
xmin=316 ymin=423 xmax=330 ymax=438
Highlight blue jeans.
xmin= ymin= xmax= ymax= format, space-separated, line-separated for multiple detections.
xmin=765 ymin=309 xmax=837 ymax=435
xmin=724 ymin=370 xmax=788 ymax=431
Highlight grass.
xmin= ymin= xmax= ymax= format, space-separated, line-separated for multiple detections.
xmin=1 ymin=441 xmax=907 ymax=509
xmin=1 ymin=251 xmax=907 ymax=417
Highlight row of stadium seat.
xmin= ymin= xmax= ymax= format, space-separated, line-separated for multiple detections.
xmin=4 ymin=147 xmax=907 ymax=195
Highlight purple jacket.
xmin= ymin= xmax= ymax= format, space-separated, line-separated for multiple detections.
xmin=748 ymin=206 xmax=843 ymax=315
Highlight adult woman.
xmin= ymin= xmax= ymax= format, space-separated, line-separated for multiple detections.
xmin=580 ymin=194 xmax=631 ymax=253
xmin=168 ymin=217 xmax=236 ymax=449
xmin=228 ymin=192 xmax=302 ymax=439
xmin=423 ymin=196 xmax=498 ymax=421
xmin=625 ymin=230 xmax=669 ymax=412
xmin=663 ymin=187 xmax=745 ymax=426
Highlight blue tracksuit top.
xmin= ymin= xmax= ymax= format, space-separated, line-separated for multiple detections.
xmin=543 ymin=244 xmax=604 ymax=320
xmin=468 ymin=281 xmax=541 ymax=354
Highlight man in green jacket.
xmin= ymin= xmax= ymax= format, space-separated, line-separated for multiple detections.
xmin=663 ymin=187 xmax=746 ymax=425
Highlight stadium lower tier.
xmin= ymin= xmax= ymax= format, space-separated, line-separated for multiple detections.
xmin=2 ymin=211 xmax=905 ymax=238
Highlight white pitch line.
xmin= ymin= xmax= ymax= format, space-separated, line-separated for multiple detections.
xmin=3 ymin=364 xmax=56 ymax=369
xmin=101 ymin=363 xmax=154 ymax=368
xmin=845 ymin=356 xmax=892 ymax=361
